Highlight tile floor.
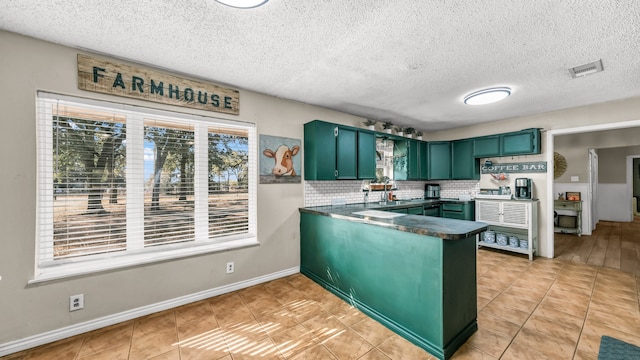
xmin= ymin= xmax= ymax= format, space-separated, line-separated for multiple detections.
xmin=2 ymin=249 xmax=640 ymax=359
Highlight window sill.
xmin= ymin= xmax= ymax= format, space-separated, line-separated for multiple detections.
xmin=29 ymin=237 xmax=259 ymax=285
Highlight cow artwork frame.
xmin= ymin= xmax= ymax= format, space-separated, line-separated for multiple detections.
xmin=259 ymin=134 xmax=302 ymax=184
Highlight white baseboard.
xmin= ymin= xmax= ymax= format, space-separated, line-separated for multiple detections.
xmin=0 ymin=266 xmax=299 ymax=357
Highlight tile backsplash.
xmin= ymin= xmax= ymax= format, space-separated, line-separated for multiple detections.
xmin=304 ymin=180 xmax=480 ymax=207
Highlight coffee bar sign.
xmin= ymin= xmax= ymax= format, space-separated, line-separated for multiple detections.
xmin=481 ymin=161 xmax=547 ymax=174
xmin=77 ymin=54 xmax=239 ymax=115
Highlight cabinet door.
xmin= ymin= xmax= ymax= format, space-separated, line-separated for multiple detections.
xmin=393 ymin=139 xmax=409 ymax=181
xmin=501 ymin=202 xmax=529 ymax=227
xmin=357 ymin=131 xmax=376 ymax=179
xmin=419 ymin=141 xmax=429 ymax=179
xmin=473 ymin=136 xmax=501 ymax=157
xmin=428 ymin=142 xmax=451 ymax=180
xmin=476 ymin=201 xmax=501 ymax=223
xmin=451 ymin=139 xmax=479 ymax=180
xmin=336 ymin=126 xmax=357 ymax=179
xmin=407 ymin=140 xmax=420 ymax=180
xmin=501 ymin=129 xmax=540 ymax=155
xmin=407 ymin=206 xmax=423 ymax=215
xmin=303 ymin=121 xmax=336 ymax=180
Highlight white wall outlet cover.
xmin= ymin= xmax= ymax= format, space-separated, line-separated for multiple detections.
xmin=571 ymin=176 xmax=579 ymax=182
xmin=70 ymin=294 xmax=84 ymax=312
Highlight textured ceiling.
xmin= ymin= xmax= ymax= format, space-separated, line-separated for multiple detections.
xmin=2 ymin=1 xmax=640 ymax=131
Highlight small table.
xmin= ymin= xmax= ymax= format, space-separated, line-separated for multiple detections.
xmin=554 ymin=200 xmax=582 ymax=236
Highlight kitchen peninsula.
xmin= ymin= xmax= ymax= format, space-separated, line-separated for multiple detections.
xmin=299 ymin=202 xmax=487 ymax=360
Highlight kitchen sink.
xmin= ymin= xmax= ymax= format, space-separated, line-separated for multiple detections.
xmin=352 ymin=210 xmax=406 ymax=219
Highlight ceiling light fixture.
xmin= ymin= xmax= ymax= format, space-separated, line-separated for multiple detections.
xmin=463 ymin=87 xmax=512 ymax=105
xmin=214 ymin=0 xmax=268 ymax=8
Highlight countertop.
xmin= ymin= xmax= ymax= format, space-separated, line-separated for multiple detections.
xmin=299 ymin=200 xmax=487 ymax=240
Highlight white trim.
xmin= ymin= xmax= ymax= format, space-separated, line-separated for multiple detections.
xmin=546 ymin=119 xmax=640 ymax=259
xmin=30 ymin=238 xmax=259 ymax=284
xmin=1 ymin=266 xmax=300 ymax=357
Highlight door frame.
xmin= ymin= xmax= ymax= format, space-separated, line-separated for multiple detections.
xmin=545 ymin=119 xmax=640 ymax=258
xmin=589 ymin=149 xmax=598 ymax=230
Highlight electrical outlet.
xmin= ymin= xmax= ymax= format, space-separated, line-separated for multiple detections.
xmin=226 ymin=261 xmax=234 ymax=274
xmin=69 ymin=294 xmax=84 ymax=312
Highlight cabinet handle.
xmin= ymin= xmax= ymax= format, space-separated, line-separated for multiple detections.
xmin=334 ymin=127 xmax=338 ymax=137
xmin=335 ymin=170 xmax=338 ymax=177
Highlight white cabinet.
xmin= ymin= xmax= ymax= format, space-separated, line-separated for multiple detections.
xmin=476 ymin=199 xmax=538 ymax=260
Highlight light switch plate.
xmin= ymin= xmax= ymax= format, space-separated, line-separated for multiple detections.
xmin=571 ymin=176 xmax=579 ymax=182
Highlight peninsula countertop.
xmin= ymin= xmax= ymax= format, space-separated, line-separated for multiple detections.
xmin=299 ymin=200 xmax=487 ymax=240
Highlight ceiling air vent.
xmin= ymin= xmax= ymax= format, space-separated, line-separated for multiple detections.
xmin=568 ymin=59 xmax=604 ymax=78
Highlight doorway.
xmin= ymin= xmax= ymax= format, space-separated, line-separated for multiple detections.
xmin=545 ymin=119 xmax=640 ymax=259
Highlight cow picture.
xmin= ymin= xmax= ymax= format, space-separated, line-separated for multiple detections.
xmin=259 ymin=135 xmax=301 ymax=184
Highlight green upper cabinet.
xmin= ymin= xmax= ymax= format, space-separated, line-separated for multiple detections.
xmin=452 ymin=139 xmax=479 ymax=180
xmin=428 ymin=141 xmax=451 ymax=180
xmin=304 ymin=120 xmax=336 ymax=180
xmin=335 ymin=126 xmax=357 ymax=179
xmin=407 ymin=140 xmax=420 ymax=180
xmin=357 ymin=130 xmax=376 ymax=180
xmin=473 ymin=135 xmax=501 ymax=158
xmin=419 ymin=141 xmax=429 ymax=180
xmin=304 ymin=120 xmax=376 ymax=180
xmin=501 ymin=129 xmax=540 ymax=156
xmin=473 ymin=129 xmax=541 ymax=158
xmin=393 ymin=138 xmax=421 ymax=180
xmin=393 ymin=138 xmax=409 ymax=181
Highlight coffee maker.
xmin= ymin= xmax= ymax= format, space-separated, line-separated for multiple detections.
xmin=515 ymin=178 xmax=533 ymax=200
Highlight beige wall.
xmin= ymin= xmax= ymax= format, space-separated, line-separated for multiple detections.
xmin=597 ymin=146 xmax=640 ymax=184
xmin=0 ymin=30 xmax=364 ymax=344
xmin=554 ymin=129 xmax=640 ymax=183
xmin=5 ymin=28 xmax=640 ymax=348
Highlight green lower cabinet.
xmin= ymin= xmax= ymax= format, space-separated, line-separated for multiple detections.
xmin=441 ymin=202 xmax=475 ymax=220
xmin=300 ymin=212 xmax=478 ymax=360
xmin=407 ymin=206 xmax=424 ymax=215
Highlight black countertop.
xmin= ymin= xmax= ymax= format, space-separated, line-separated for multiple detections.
xmin=299 ymin=200 xmax=487 ymax=240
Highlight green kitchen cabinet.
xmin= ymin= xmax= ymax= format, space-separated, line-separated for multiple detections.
xmin=304 ymin=120 xmax=337 ymax=180
xmin=407 ymin=206 xmax=424 ymax=215
xmin=304 ymin=120 xmax=372 ymax=180
xmin=335 ymin=126 xmax=358 ymax=179
xmin=428 ymin=142 xmax=452 ymax=180
xmin=441 ymin=201 xmax=475 ymax=220
xmin=357 ymin=130 xmax=376 ymax=179
xmin=473 ymin=135 xmax=501 ymax=158
xmin=451 ymin=139 xmax=479 ymax=180
xmin=393 ymin=138 xmax=409 ymax=180
xmin=419 ymin=141 xmax=429 ymax=179
xmin=407 ymin=140 xmax=420 ymax=180
xmin=501 ymin=129 xmax=540 ymax=156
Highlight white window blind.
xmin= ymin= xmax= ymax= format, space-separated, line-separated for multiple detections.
xmin=35 ymin=93 xmax=257 ymax=281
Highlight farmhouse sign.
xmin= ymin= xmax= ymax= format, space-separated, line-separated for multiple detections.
xmin=481 ymin=161 xmax=547 ymax=174
xmin=77 ymin=54 xmax=239 ymax=115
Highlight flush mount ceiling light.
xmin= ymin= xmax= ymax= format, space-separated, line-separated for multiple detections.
xmin=215 ymin=0 xmax=268 ymax=8
xmin=463 ymin=87 xmax=512 ymax=105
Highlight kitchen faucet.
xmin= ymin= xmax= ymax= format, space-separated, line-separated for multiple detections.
xmin=382 ymin=178 xmax=390 ymax=202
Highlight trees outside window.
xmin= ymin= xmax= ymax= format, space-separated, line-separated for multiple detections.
xmin=36 ymin=94 xmax=256 ymax=279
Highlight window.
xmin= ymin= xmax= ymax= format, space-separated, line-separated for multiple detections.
xmin=35 ymin=93 xmax=257 ymax=282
